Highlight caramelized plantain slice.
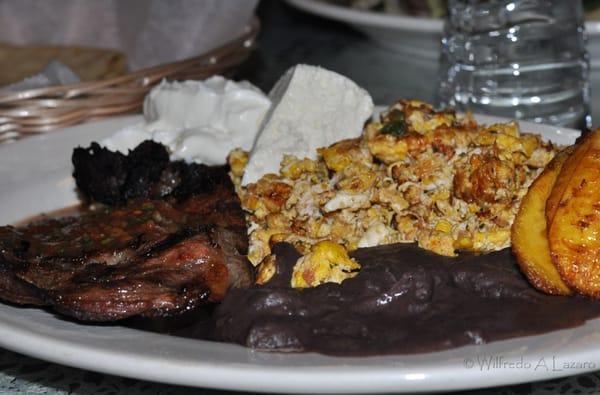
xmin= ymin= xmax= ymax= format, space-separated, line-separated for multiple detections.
xmin=546 ymin=136 xmax=590 ymax=225
xmin=548 ymin=130 xmax=600 ymax=297
xmin=512 ymin=148 xmax=572 ymax=295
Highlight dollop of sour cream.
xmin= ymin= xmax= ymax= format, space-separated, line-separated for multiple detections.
xmin=102 ymin=76 xmax=271 ymax=165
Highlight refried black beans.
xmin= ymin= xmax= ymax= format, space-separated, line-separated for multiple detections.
xmin=209 ymin=243 xmax=600 ymax=356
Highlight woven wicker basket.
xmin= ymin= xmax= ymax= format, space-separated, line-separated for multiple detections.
xmin=0 ymin=18 xmax=260 ymax=144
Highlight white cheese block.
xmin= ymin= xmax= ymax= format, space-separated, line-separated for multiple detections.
xmin=241 ymin=64 xmax=374 ymax=186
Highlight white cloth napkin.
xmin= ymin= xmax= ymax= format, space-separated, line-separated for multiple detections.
xmin=0 ymin=0 xmax=258 ymax=71
xmin=0 ymin=60 xmax=80 ymax=92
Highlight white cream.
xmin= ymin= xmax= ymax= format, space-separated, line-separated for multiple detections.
xmin=241 ymin=64 xmax=374 ymax=186
xmin=102 ymin=76 xmax=271 ymax=165
xmin=102 ymin=123 xmax=149 ymax=153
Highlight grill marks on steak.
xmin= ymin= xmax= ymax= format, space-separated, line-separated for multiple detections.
xmin=49 ymin=230 xmax=228 ymax=321
xmin=0 ymin=141 xmax=253 ymax=321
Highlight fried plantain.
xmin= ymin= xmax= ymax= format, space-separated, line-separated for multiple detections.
xmin=548 ymin=130 xmax=600 ymax=297
xmin=546 ymin=137 xmax=589 ymax=225
xmin=512 ymin=148 xmax=572 ymax=295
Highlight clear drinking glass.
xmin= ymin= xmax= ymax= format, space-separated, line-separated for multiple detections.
xmin=437 ymin=0 xmax=590 ymax=129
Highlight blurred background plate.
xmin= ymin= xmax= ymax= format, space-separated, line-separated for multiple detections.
xmin=287 ymin=0 xmax=600 ymax=69
xmin=285 ymin=0 xmax=443 ymax=59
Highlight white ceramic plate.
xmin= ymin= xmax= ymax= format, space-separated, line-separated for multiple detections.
xmin=0 ymin=116 xmax=595 ymax=394
xmin=286 ymin=0 xmax=600 ymax=68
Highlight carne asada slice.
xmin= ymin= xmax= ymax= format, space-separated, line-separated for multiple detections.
xmin=0 ymin=141 xmax=253 ymax=321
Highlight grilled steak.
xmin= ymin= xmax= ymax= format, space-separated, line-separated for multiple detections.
xmin=0 ymin=141 xmax=253 ymax=321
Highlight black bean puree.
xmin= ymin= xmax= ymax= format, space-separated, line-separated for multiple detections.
xmin=206 ymin=243 xmax=600 ymax=356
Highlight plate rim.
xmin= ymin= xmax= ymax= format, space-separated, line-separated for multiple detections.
xmin=285 ymin=0 xmax=600 ymax=36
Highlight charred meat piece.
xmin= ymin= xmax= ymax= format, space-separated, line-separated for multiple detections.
xmin=0 ymin=141 xmax=253 ymax=321
xmin=72 ymin=141 xmax=230 ymax=205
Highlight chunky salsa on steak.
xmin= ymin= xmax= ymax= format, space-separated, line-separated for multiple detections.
xmin=0 ymin=141 xmax=253 ymax=321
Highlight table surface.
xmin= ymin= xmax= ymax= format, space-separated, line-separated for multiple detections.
xmin=3 ymin=1 xmax=600 ymax=394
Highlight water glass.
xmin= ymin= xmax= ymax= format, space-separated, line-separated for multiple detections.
xmin=437 ymin=0 xmax=590 ymax=129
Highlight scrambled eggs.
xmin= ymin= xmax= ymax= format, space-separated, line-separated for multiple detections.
xmin=230 ymin=100 xmax=558 ymax=287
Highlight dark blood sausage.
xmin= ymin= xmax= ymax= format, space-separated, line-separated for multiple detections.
xmin=72 ymin=141 xmax=230 ymax=205
xmin=0 ymin=141 xmax=253 ymax=321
